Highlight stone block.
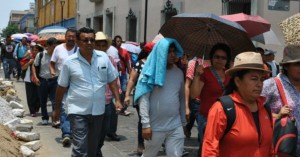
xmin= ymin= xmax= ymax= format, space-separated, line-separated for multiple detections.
xmin=9 ymin=101 xmax=23 ymax=109
xmin=23 ymin=140 xmax=41 ymax=151
xmin=20 ymin=119 xmax=34 ymax=125
xmin=15 ymin=124 xmax=33 ymax=132
xmin=3 ymin=118 xmax=21 ymax=130
xmin=20 ymin=145 xmax=35 ymax=157
xmin=11 ymin=109 xmax=25 ymax=118
xmin=16 ymin=131 xmax=40 ymax=142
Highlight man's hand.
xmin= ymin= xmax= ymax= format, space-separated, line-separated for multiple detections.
xmin=114 ymin=99 xmax=123 ymax=113
xmin=50 ymin=73 xmax=56 ymax=78
xmin=52 ymin=110 xmax=60 ymax=123
xmin=142 ymin=127 xmax=152 ymax=140
xmin=185 ymin=107 xmax=190 ymax=123
xmin=124 ymin=95 xmax=130 ymax=106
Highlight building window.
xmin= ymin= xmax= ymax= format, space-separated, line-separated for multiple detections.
xmin=126 ymin=8 xmax=137 ymax=42
xmin=222 ymin=0 xmax=251 ymax=15
xmin=161 ymin=0 xmax=177 ymax=24
xmin=86 ymin=18 xmax=91 ymax=28
xmin=268 ymin=0 xmax=290 ymax=11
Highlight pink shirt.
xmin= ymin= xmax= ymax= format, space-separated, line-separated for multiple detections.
xmin=105 ymin=56 xmax=122 ymax=104
xmin=186 ymin=58 xmax=209 ymax=80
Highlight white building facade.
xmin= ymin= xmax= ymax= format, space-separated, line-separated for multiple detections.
xmin=77 ymin=0 xmax=300 ymax=61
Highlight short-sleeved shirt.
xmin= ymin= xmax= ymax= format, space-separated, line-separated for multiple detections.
xmin=186 ymin=58 xmax=209 ymax=80
xmin=34 ymin=51 xmax=52 ymax=79
xmin=14 ymin=43 xmax=28 ymax=59
xmin=133 ymin=60 xmax=145 ymax=74
xmin=1 ymin=43 xmax=15 ymax=59
xmin=107 ymin=46 xmax=120 ymax=63
xmin=58 ymin=50 xmax=119 ymax=115
xmin=117 ymin=47 xmax=131 ymax=75
xmin=199 ymin=67 xmax=230 ymax=117
xmin=51 ymin=44 xmax=77 ymax=75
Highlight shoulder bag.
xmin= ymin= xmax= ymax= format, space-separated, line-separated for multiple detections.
xmin=273 ymin=77 xmax=298 ymax=157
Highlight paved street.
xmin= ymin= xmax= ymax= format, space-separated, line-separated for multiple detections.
xmin=2 ymin=69 xmax=199 ymax=157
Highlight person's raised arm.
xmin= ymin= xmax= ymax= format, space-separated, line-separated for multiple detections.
xmin=190 ymin=61 xmax=204 ymax=99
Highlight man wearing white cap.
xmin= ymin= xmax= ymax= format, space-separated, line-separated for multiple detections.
xmin=264 ymin=49 xmax=279 ymax=77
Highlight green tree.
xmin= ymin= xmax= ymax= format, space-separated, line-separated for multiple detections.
xmin=2 ymin=23 xmax=19 ymax=37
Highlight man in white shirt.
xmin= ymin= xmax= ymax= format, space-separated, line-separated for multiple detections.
xmin=49 ymin=28 xmax=77 ymax=147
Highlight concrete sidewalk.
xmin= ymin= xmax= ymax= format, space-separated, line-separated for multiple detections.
xmin=11 ymin=76 xmax=199 ymax=157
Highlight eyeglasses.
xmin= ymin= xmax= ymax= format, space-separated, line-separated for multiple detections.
xmin=80 ymin=38 xmax=95 ymax=43
xmin=213 ymin=55 xmax=227 ymax=60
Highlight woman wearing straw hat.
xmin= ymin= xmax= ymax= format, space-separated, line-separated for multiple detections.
xmin=202 ymin=52 xmax=273 ymax=156
xmin=262 ymin=45 xmax=300 ymax=156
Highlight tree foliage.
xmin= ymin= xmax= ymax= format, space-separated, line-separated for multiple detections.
xmin=2 ymin=23 xmax=20 ymax=37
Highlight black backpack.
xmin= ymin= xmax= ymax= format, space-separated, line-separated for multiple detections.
xmin=34 ymin=52 xmax=44 ymax=78
xmin=218 ymin=95 xmax=272 ymax=137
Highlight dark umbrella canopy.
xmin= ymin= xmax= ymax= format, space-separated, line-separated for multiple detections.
xmin=159 ymin=13 xmax=256 ymax=59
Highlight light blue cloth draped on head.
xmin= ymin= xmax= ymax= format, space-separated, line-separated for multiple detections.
xmin=134 ymin=38 xmax=183 ymax=104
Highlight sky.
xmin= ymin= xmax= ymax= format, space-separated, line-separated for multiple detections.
xmin=0 ymin=0 xmax=34 ymax=32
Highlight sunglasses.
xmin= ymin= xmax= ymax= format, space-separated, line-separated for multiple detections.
xmin=80 ymin=38 xmax=95 ymax=43
xmin=213 ymin=55 xmax=227 ymax=60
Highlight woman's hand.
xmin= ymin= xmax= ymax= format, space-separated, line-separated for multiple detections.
xmin=124 ymin=95 xmax=130 ymax=106
xmin=278 ymin=106 xmax=292 ymax=118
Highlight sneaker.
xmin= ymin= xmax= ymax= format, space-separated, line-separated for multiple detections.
xmin=137 ymin=143 xmax=145 ymax=155
xmin=182 ymin=149 xmax=189 ymax=156
xmin=120 ymin=110 xmax=131 ymax=116
xmin=52 ymin=120 xmax=60 ymax=128
xmin=62 ymin=136 xmax=71 ymax=147
xmin=42 ymin=120 xmax=48 ymax=125
xmin=31 ymin=113 xmax=37 ymax=117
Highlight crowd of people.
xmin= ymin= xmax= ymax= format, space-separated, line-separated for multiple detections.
xmin=0 ymin=26 xmax=299 ymax=157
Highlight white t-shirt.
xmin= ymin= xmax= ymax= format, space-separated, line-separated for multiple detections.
xmin=107 ymin=46 xmax=120 ymax=63
xmin=24 ymin=67 xmax=31 ymax=83
xmin=51 ymin=43 xmax=77 ymax=75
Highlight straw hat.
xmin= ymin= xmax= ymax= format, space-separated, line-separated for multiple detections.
xmin=225 ymin=52 xmax=270 ymax=76
xmin=280 ymin=45 xmax=300 ymax=65
xmin=95 ymin=32 xmax=112 ymax=46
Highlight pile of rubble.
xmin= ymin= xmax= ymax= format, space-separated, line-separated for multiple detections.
xmin=0 ymin=81 xmax=41 ymax=157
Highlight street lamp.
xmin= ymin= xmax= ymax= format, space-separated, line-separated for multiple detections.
xmin=60 ymin=0 xmax=65 ymax=27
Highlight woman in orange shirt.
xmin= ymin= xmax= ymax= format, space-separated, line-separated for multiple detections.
xmin=201 ymin=52 xmax=273 ymax=157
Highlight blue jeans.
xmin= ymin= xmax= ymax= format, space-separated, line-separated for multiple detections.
xmin=186 ymin=99 xmax=201 ymax=132
xmin=197 ymin=113 xmax=207 ymax=157
xmin=60 ymin=103 xmax=71 ymax=138
xmin=39 ymin=78 xmax=57 ymax=120
xmin=97 ymin=102 xmax=114 ymax=157
xmin=3 ymin=58 xmax=16 ymax=79
xmin=69 ymin=114 xmax=104 ymax=157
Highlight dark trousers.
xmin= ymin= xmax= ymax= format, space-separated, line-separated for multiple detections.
xmin=16 ymin=60 xmax=22 ymax=77
xmin=25 ymin=82 xmax=40 ymax=114
xmin=69 ymin=114 xmax=104 ymax=157
xmin=108 ymin=99 xmax=118 ymax=135
xmin=39 ymin=77 xmax=57 ymax=120
xmin=3 ymin=58 xmax=16 ymax=79
xmin=97 ymin=102 xmax=114 ymax=157
xmin=136 ymin=106 xmax=144 ymax=145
